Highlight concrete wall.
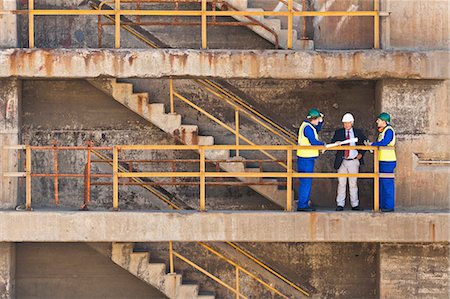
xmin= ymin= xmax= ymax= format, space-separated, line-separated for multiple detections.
xmin=0 ymin=0 xmax=17 ymax=48
xmin=311 ymin=0 xmax=375 ymax=49
xmin=0 ymin=243 xmax=15 ymax=299
xmin=0 ymin=79 xmax=20 ymax=210
xmin=15 ymin=243 xmax=166 ymax=298
xmin=385 ymin=0 xmax=450 ymax=50
xmin=376 ymin=79 xmax=450 ymax=210
xmin=379 ymin=243 xmax=450 ymax=299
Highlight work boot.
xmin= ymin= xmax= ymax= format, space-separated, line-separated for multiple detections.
xmin=336 ymin=206 xmax=344 ymax=211
xmin=351 ymin=206 xmax=363 ymax=211
xmin=297 ymin=207 xmax=316 ymax=212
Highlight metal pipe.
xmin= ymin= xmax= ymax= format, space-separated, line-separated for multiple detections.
xmin=201 ymin=0 xmax=207 ymax=49
xmin=25 ymin=145 xmax=32 ymax=210
xmin=199 ymin=147 xmax=206 ymax=211
xmin=113 ymin=146 xmax=119 ymax=210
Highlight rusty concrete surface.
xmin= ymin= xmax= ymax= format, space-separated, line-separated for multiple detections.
xmin=0 ymin=210 xmax=448 ymax=243
xmin=0 ymin=49 xmax=449 ymax=79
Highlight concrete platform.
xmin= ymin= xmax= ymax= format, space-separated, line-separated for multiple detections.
xmin=0 ymin=49 xmax=448 ymax=79
xmin=0 ymin=210 xmax=448 ymax=243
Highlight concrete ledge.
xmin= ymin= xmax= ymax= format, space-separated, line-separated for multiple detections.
xmin=0 ymin=211 xmax=448 ymax=242
xmin=0 ymin=49 xmax=449 ymax=79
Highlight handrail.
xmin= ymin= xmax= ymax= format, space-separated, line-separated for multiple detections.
xmin=4 ymin=0 xmax=384 ymax=48
xmin=173 ymin=90 xmax=289 ymax=170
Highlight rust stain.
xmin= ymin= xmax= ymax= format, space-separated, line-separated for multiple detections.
xmin=137 ymin=94 xmax=144 ymax=115
xmin=429 ymin=222 xmax=436 ymax=242
xmin=309 ymin=213 xmax=317 ymax=240
xmin=43 ymin=51 xmax=53 ymax=76
xmin=128 ymin=54 xmax=137 ymax=66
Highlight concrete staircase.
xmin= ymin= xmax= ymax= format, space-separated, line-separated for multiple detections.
xmin=111 ymin=243 xmax=214 ymax=299
xmin=88 ymin=78 xmax=289 ymax=209
xmin=219 ymin=0 xmax=314 ymax=50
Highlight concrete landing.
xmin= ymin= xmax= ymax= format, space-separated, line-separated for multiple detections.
xmin=0 ymin=49 xmax=448 ymax=79
xmin=0 ymin=210 xmax=448 ymax=243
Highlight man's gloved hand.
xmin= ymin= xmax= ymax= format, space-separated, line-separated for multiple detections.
xmin=363 ymin=140 xmax=372 ymax=146
xmin=318 ymin=113 xmax=324 ymax=122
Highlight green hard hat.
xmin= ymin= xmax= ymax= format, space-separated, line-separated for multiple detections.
xmin=377 ymin=112 xmax=391 ymax=123
xmin=307 ymin=108 xmax=321 ymax=119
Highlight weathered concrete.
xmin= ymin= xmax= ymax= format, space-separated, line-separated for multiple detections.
xmin=0 ymin=211 xmax=448 ymax=242
xmin=0 ymin=243 xmax=15 ymax=299
xmin=0 ymin=79 xmax=20 ymax=209
xmin=386 ymin=0 xmax=450 ymax=51
xmin=0 ymin=49 xmax=449 ymax=79
xmin=0 ymin=0 xmax=17 ymax=48
xmin=379 ymin=243 xmax=450 ymax=299
xmin=15 ymin=243 xmax=167 ymax=298
xmin=376 ymin=79 xmax=450 ymax=210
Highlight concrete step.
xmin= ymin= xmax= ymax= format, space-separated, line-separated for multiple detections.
xmin=263 ymin=18 xmax=282 ymax=32
xmin=174 ymin=125 xmax=215 ymax=146
xmin=177 ymin=284 xmax=200 ymax=298
xmin=245 ymin=8 xmax=265 ymax=22
xmin=197 ymin=295 xmax=216 ymax=299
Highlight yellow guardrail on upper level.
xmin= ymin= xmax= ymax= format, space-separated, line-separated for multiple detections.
xmin=0 ymin=0 xmax=385 ymax=49
xmin=3 ymin=144 xmax=393 ymax=213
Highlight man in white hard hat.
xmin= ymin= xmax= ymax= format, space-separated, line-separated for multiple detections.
xmin=331 ymin=113 xmax=367 ymax=211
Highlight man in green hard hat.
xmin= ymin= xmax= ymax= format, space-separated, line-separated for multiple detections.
xmin=296 ymin=108 xmax=325 ymax=211
xmin=365 ymin=112 xmax=396 ymax=212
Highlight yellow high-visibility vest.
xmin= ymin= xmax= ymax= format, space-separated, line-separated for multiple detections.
xmin=378 ymin=126 xmax=396 ymax=162
xmin=297 ymin=121 xmax=319 ymax=158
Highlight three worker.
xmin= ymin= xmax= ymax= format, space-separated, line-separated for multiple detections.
xmin=296 ymin=110 xmax=396 ymax=212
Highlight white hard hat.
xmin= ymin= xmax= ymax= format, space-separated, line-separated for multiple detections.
xmin=341 ymin=113 xmax=354 ymax=122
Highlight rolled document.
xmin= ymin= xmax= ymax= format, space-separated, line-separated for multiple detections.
xmin=325 ymin=137 xmax=358 ymax=148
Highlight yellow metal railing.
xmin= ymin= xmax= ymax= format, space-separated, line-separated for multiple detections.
xmin=169 ymin=240 xmax=309 ymax=298
xmin=0 ymin=0 xmax=383 ymax=49
xmin=4 ymin=144 xmax=392 ymax=212
xmin=108 ymin=144 xmax=387 ymax=212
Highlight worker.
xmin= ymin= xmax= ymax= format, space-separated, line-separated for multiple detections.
xmin=331 ymin=113 xmax=367 ymax=211
xmin=296 ymin=108 xmax=325 ymax=212
xmin=365 ymin=112 xmax=396 ymax=212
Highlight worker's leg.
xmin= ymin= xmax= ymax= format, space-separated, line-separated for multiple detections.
xmin=348 ymin=159 xmax=360 ymax=207
xmin=297 ymin=158 xmax=315 ymax=208
xmin=380 ymin=161 xmax=396 ymax=209
xmin=336 ymin=161 xmax=348 ymax=207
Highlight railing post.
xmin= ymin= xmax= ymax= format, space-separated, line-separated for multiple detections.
xmin=235 ymin=267 xmax=239 ymax=299
xmin=169 ymin=79 xmax=175 ymax=114
xmin=28 ymin=0 xmax=34 ymax=48
xmin=25 ymin=145 xmax=32 ymax=210
xmin=286 ymin=147 xmax=293 ymax=211
xmin=201 ymin=0 xmax=207 ymax=49
xmin=373 ymin=147 xmax=380 ymax=211
xmin=113 ymin=146 xmax=119 ymax=211
xmin=287 ymin=0 xmax=293 ymax=49
xmin=235 ymin=109 xmax=240 ymax=157
xmin=199 ymin=147 xmax=206 ymax=211
xmin=86 ymin=143 xmax=91 ymax=206
xmin=53 ymin=143 xmax=59 ymax=205
xmin=169 ymin=241 xmax=174 ymax=274
xmin=374 ymin=0 xmax=380 ymax=49
xmin=115 ymin=0 xmax=121 ymax=48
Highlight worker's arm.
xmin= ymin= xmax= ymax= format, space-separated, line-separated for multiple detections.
xmin=304 ymin=126 xmax=325 ymax=146
xmin=357 ymin=130 xmax=368 ymax=156
xmin=371 ymin=129 xmax=393 ymax=146
xmin=331 ymin=130 xmax=339 ymax=143
xmin=314 ymin=120 xmax=324 ymax=132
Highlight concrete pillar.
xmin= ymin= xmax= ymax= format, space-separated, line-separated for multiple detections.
xmin=375 ymin=79 xmax=450 ymax=210
xmin=379 ymin=243 xmax=450 ymax=298
xmin=0 ymin=0 xmax=18 ymax=48
xmin=0 ymin=79 xmax=21 ymax=209
xmin=0 ymin=243 xmax=15 ymax=299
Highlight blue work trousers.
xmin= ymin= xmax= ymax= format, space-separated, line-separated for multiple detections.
xmin=379 ymin=161 xmax=396 ymax=209
xmin=297 ymin=157 xmax=316 ymax=209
